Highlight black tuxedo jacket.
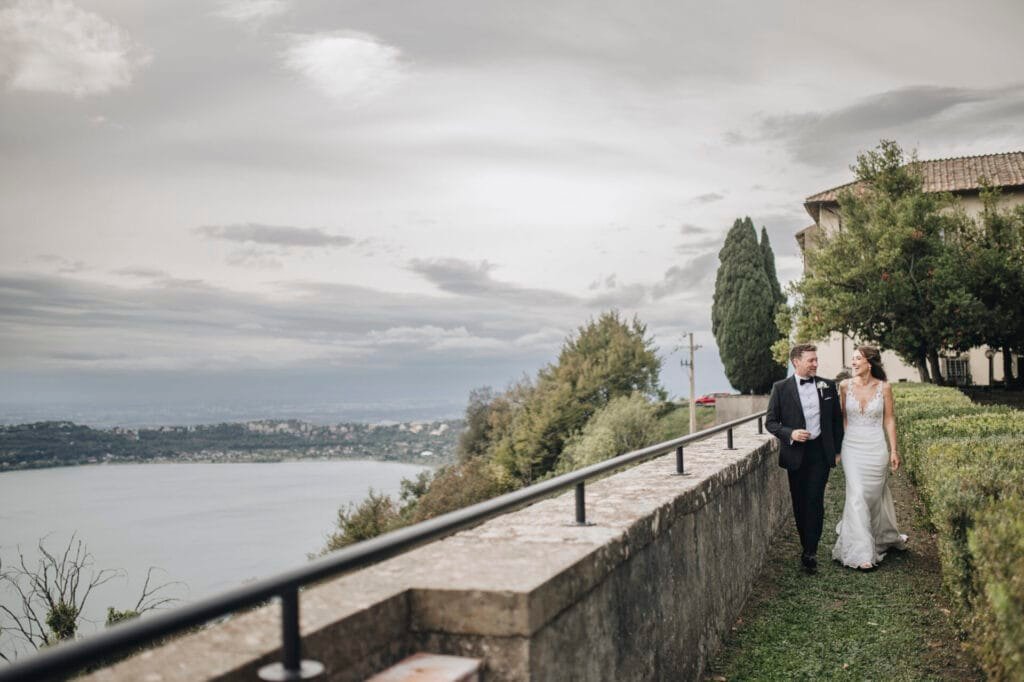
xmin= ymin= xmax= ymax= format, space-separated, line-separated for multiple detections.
xmin=765 ymin=376 xmax=844 ymax=471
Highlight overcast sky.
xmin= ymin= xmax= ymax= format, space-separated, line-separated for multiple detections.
xmin=2 ymin=0 xmax=1023 ymax=424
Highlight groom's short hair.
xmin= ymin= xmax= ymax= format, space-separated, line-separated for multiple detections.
xmin=789 ymin=343 xmax=817 ymax=362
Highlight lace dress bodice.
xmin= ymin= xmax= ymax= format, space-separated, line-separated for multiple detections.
xmin=845 ymin=381 xmax=884 ymax=430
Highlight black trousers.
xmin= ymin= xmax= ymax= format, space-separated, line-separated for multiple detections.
xmin=787 ymin=437 xmax=831 ymax=555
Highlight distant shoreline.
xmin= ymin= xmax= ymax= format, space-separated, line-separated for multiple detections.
xmin=0 ymin=418 xmax=463 ymax=473
xmin=0 ymin=455 xmax=446 ymax=473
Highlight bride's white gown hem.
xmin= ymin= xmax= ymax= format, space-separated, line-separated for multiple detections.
xmin=832 ymin=382 xmax=908 ymax=568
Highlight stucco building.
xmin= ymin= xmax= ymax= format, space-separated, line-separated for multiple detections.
xmin=796 ymin=151 xmax=1024 ymax=385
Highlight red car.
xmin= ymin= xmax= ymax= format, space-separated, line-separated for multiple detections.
xmin=694 ymin=392 xmax=732 ymax=406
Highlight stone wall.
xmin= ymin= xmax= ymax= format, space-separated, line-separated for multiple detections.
xmin=85 ymin=423 xmax=787 ymax=682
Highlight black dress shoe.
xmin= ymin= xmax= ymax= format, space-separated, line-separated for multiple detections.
xmin=801 ymin=553 xmax=818 ymax=572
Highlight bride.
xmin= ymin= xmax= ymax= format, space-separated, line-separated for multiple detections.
xmin=832 ymin=345 xmax=908 ymax=570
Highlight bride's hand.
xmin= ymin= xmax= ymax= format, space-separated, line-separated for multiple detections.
xmin=890 ymin=451 xmax=901 ymax=471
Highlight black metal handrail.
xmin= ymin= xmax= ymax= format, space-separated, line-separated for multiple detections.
xmin=0 ymin=410 xmax=768 ymax=681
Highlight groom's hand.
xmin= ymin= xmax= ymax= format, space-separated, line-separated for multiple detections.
xmin=835 ymin=453 xmax=841 ymax=465
xmin=791 ymin=429 xmax=811 ymax=442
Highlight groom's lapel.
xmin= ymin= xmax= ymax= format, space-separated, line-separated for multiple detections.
xmin=788 ymin=377 xmax=806 ymax=424
xmin=817 ymin=379 xmax=833 ymax=434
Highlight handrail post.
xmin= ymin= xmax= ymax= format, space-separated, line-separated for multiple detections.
xmin=727 ymin=427 xmax=734 ymax=450
xmin=575 ymin=482 xmax=586 ymax=525
xmin=675 ymin=445 xmax=684 ymax=474
xmin=258 ymin=587 xmax=324 ymax=681
xmin=757 ymin=416 xmax=763 ymax=434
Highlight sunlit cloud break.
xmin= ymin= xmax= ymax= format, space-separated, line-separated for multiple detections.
xmin=282 ymin=31 xmax=404 ymax=105
xmin=0 ymin=0 xmax=150 ymax=96
xmin=214 ymin=0 xmax=290 ymax=26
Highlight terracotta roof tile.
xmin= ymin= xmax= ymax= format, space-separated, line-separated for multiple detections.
xmin=805 ymin=151 xmax=1024 ymax=204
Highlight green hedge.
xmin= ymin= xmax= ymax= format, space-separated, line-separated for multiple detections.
xmin=897 ymin=406 xmax=1018 ymax=484
xmin=970 ymin=496 xmax=1024 ymax=682
xmin=894 ymin=384 xmax=1024 ymax=680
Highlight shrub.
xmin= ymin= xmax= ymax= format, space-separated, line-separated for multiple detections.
xmin=893 ymin=384 xmax=1024 ymax=674
xmin=898 ymin=406 xmax=1018 ymax=482
xmin=557 ymin=393 xmax=660 ymax=473
xmin=918 ymin=437 xmax=1024 ymax=618
xmin=406 ymin=458 xmax=509 ymax=523
xmin=321 ymin=489 xmax=401 ymax=553
xmin=969 ymin=496 xmax=1024 ymax=681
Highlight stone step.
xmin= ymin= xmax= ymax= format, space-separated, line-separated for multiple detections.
xmin=365 ymin=653 xmax=482 ymax=682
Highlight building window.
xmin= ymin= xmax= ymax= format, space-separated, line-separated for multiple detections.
xmin=943 ymin=357 xmax=971 ymax=386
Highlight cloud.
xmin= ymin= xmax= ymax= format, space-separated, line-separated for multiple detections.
xmin=0 ymin=0 xmax=150 ymax=97
xmin=408 ymin=258 xmax=580 ymax=306
xmin=196 ymin=223 xmax=354 ymax=248
xmin=650 ymin=251 xmax=718 ymax=300
xmin=368 ymin=325 xmax=508 ymax=353
xmin=112 ymin=267 xmax=170 ymax=279
xmin=690 ymin=192 xmax=724 ymax=204
xmin=282 ymin=31 xmax=404 ymax=105
xmin=678 ymin=223 xmax=710 ymax=235
xmin=47 ymin=350 xmax=129 ymax=362
xmin=214 ymin=0 xmax=289 ymax=27
xmin=740 ymin=84 xmax=1024 ymax=168
xmin=33 ymin=253 xmax=88 ymax=273
xmin=225 ymin=249 xmax=284 ymax=270
xmin=0 ymin=271 xmax=568 ymax=368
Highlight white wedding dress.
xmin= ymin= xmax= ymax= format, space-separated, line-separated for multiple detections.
xmin=832 ymin=381 xmax=908 ymax=568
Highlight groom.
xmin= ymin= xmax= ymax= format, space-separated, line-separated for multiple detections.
xmin=765 ymin=343 xmax=844 ymax=573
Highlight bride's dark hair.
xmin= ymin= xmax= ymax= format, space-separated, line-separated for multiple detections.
xmin=856 ymin=345 xmax=887 ymax=381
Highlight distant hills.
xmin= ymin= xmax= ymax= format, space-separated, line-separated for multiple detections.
xmin=0 ymin=419 xmax=462 ymax=471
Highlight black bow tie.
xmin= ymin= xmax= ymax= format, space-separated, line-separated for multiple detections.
xmin=799 ymin=377 xmax=815 ymax=385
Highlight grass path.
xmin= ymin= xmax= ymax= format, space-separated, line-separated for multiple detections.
xmin=703 ymin=464 xmax=981 ymax=681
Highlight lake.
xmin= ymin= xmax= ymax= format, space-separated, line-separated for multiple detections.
xmin=0 ymin=460 xmax=427 ymax=658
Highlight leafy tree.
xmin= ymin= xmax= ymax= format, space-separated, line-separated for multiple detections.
xmin=456 ymin=386 xmax=499 ymax=461
xmin=455 ymin=380 xmax=534 ymax=463
xmin=405 ymin=458 xmax=507 ymax=523
xmin=320 ymin=490 xmax=401 ymax=553
xmin=957 ymin=189 xmax=1024 ymax=385
xmin=771 ymin=301 xmax=796 ymax=367
xmin=712 ymin=217 xmax=786 ymax=393
xmin=791 ymin=140 xmax=986 ymax=383
xmin=490 ymin=311 xmax=664 ymax=484
xmin=557 ymin=393 xmax=660 ymax=472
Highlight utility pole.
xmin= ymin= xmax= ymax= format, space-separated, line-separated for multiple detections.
xmin=676 ymin=333 xmax=701 ymax=434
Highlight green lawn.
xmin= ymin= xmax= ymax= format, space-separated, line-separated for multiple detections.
xmin=703 ymin=464 xmax=981 ymax=681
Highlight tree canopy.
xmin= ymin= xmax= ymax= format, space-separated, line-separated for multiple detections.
xmin=791 ymin=140 xmax=1001 ymax=383
xmin=487 ymin=310 xmax=664 ymax=483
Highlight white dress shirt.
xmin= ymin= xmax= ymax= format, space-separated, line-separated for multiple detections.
xmin=794 ymin=374 xmax=822 ymax=440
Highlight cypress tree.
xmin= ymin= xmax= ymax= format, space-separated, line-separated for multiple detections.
xmin=712 ymin=217 xmax=785 ymax=394
xmin=760 ymin=227 xmax=789 ymax=386
xmin=760 ymin=227 xmax=785 ymax=308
